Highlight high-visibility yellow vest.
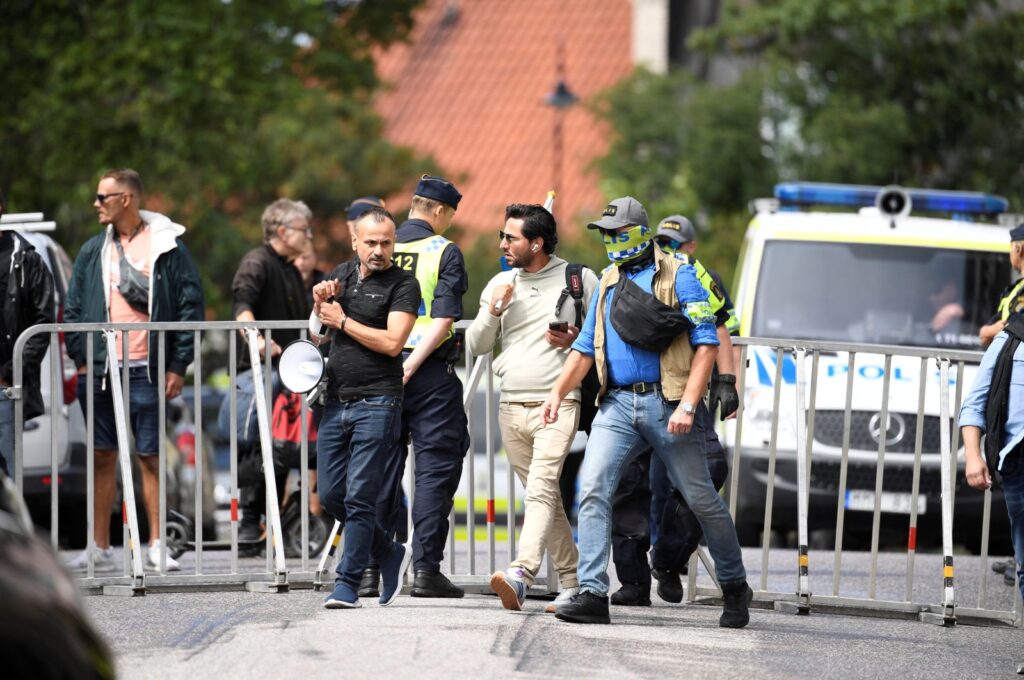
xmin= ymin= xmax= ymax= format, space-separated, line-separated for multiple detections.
xmin=998 ymin=278 xmax=1024 ymax=322
xmin=393 ymin=234 xmax=454 ymax=350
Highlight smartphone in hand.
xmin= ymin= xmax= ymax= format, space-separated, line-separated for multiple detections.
xmin=549 ymin=321 xmax=569 ymax=332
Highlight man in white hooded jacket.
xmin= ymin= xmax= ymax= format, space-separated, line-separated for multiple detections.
xmin=467 ymin=203 xmax=598 ymax=612
xmin=65 ymin=168 xmax=205 ymax=573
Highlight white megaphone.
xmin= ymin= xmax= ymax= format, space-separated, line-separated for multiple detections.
xmin=278 ymin=339 xmax=326 ymax=395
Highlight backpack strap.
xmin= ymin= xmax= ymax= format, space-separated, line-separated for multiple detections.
xmin=562 ymin=263 xmax=586 ymax=328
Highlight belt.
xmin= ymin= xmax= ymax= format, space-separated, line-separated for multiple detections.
xmin=608 ymin=381 xmax=660 ymax=395
xmin=507 ymin=401 xmax=544 ymax=408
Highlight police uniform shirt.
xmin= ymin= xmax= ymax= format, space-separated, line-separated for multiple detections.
xmin=324 ymin=259 xmax=421 ymax=399
xmin=395 ymin=219 xmax=468 ymax=322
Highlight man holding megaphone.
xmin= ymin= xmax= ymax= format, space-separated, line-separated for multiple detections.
xmin=308 ymin=207 xmax=422 ymax=609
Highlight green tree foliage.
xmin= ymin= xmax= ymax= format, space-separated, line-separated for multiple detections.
xmin=593 ymin=0 xmax=1024 ymax=291
xmin=0 ymin=0 xmax=426 ymax=316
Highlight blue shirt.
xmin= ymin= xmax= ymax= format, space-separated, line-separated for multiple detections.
xmin=572 ymin=258 xmax=718 ymax=387
xmin=959 ymin=331 xmax=1024 ymax=472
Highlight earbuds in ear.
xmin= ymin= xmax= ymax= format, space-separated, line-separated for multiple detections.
xmin=532 ymin=245 xmax=539 ymax=252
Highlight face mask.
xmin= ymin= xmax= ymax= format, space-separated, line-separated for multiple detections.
xmin=603 ymin=224 xmax=652 ymax=263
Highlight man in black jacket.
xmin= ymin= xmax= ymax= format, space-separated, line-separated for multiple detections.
xmin=0 ymin=188 xmax=55 ymax=478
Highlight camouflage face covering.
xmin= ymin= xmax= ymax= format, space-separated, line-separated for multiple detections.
xmin=603 ymin=224 xmax=652 ymax=263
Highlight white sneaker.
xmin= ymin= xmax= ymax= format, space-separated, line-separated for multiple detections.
xmin=545 ymin=586 xmax=580 ymax=613
xmin=67 ymin=546 xmax=116 ymax=572
xmin=490 ymin=567 xmax=527 ymax=611
xmin=147 ymin=540 xmax=181 ymax=572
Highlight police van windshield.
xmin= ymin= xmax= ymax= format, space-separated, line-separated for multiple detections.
xmin=751 ymin=240 xmax=1009 ymax=349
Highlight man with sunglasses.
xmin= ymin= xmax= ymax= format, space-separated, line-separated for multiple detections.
xmin=65 ymin=168 xmax=204 ymax=573
xmin=360 ymin=175 xmax=470 ymax=599
xmin=466 ymin=203 xmax=598 ymax=612
xmin=219 ymin=198 xmax=313 ymax=552
xmin=542 ymin=196 xmax=752 ymax=627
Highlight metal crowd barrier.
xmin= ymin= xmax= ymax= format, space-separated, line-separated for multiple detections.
xmin=680 ymin=336 xmax=1021 ymax=628
xmin=10 ymin=319 xmax=542 ymax=596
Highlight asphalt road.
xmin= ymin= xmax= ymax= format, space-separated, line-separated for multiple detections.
xmin=79 ymin=547 xmax=1024 ymax=680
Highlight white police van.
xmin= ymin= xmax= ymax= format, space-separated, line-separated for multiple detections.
xmin=726 ymin=182 xmax=1014 ymax=552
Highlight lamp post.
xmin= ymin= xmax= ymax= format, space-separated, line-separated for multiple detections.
xmin=544 ymin=38 xmax=577 ymax=221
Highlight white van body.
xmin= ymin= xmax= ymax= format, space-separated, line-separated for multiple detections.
xmin=724 ymin=187 xmax=1013 ymax=550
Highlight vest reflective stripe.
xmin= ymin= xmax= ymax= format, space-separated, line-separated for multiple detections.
xmin=676 ymin=252 xmax=725 ymax=315
xmin=394 ymin=234 xmax=453 ymax=350
xmin=999 ymin=278 xmax=1024 ymax=322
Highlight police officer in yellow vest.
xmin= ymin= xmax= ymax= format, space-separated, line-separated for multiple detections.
xmin=361 ymin=175 xmax=471 ymax=600
xmin=980 ymin=223 xmax=1024 ymax=348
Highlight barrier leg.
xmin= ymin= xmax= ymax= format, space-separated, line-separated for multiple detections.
xmin=243 ymin=329 xmax=289 ymax=593
xmin=314 ymin=520 xmax=343 ymax=591
xmin=102 ymin=331 xmax=145 ymax=596
xmin=921 ymin=359 xmax=956 ymax=626
xmin=778 ymin=349 xmax=811 ymax=616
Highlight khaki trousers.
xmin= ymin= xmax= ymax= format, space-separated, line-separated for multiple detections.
xmin=498 ymin=400 xmax=580 ymax=588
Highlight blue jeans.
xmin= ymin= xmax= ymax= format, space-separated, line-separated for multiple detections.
xmin=1001 ymin=453 xmax=1024 ymax=603
xmin=0 ymin=391 xmax=13 ymax=476
xmin=217 ymin=368 xmax=282 ymax=447
xmin=317 ymin=395 xmax=403 ymax=589
xmin=77 ymin=367 xmax=160 ymax=453
xmin=577 ymin=389 xmax=746 ymax=595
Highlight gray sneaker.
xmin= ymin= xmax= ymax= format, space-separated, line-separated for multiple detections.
xmin=545 ymin=586 xmax=580 ymax=613
xmin=490 ymin=568 xmax=527 ymax=611
xmin=67 ymin=546 xmax=116 ymax=572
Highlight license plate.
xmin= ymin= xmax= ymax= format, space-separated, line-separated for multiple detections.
xmin=844 ymin=489 xmax=926 ymax=515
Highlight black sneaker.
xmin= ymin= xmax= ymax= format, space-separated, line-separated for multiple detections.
xmin=555 ymin=590 xmax=611 ymax=624
xmin=719 ymin=581 xmax=753 ymax=628
xmin=238 ymin=517 xmax=262 ymax=557
xmin=1005 ymin=569 xmax=1017 ymax=587
xmin=411 ymin=570 xmax=464 ymax=598
xmin=993 ymin=558 xmax=1015 ymax=574
xmin=610 ymin=583 xmax=651 ymax=607
xmin=652 ymin=569 xmax=683 ymax=604
xmin=359 ymin=566 xmax=381 ymax=598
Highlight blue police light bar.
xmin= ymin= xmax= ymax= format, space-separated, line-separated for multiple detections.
xmin=774 ymin=182 xmax=1009 ymax=216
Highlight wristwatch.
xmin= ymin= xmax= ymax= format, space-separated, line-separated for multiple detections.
xmin=679 ymin=402 xmax=695 ymax=415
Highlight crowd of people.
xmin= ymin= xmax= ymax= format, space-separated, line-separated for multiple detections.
xmin=1 ymin=170 xmax=1023 ymax=652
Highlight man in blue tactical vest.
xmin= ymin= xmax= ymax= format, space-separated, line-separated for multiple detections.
xmin=980 ymin=223 xmax=1024 ymax=349
xmin=360 ymin=175 xmax=471 ymax=599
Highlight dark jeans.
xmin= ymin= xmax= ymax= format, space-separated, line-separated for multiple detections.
xmin=1000 ymin=451 xmax=1024 ymax=603
xmin=610 ymin=405 xmax=730 ymax=587
xmin=379 ymin=356 xmax=469 ymax=572
xmin=316 ymin=395 xmax=403 ymax=589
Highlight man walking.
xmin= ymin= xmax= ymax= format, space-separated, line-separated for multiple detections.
xmin=364 ymin=175 xmax=470 ymax=599
xmin=66 ymin=168 xmax=205 ymax=573
xmin=310 ymin=207 xmax=420 ymax=609
xmin=0 ymin=188 xmax=55 ymax=478
xmin=220 ymin=198 xmax=312 ymax=549
xmin=466 ymin=203 xmax=598 ymax=611
xmin=542 ymin=196 xmax=752 ymax=627
xmin=961 ymin=312 xmax=1024 ymax=674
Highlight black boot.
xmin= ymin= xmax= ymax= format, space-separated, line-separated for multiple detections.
xmin=411 ymin=570 xmax=464 ymax=598
xmin=719 ymin=580 xmax=753 ymax=628
xmin=609 ymin=583 xmax=651 ymax=607
xmin=652 ymin=569 xmax=683 ymax=604
xmin=555 ymin=590 xmax=611 ymax=624
xmin=237 ymin=513 xmax=262 ymax=557
xmin=358 ymin=565 xmax=381 ymax=598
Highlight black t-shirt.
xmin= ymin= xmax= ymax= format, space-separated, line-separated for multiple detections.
xmin=231 ymin=244 xmax=310 ymax=371
xmin=325 ymin=260 xmax=421 ymax=399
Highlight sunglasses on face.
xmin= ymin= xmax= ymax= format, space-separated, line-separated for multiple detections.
xmin=498 ymin=230 xmax=523 ymax=243
xmin=95 ymin=192 xmax=126 ymax=203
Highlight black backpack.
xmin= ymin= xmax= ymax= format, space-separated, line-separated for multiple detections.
xmin=555 ymin=263 xmax=600 ymax=434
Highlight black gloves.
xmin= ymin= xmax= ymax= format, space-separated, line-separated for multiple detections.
xmin=710 ymin=373 xmax=739 ymax=420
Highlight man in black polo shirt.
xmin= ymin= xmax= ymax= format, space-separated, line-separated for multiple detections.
xmin=310 ymin=207 xmax=421 ymax=608
xmin=219 ymin=198 xmax=312 ymax=546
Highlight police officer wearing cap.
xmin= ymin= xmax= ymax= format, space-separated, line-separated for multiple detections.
xmin=542 ymin=196 xmax=751 ymax=627
xmin=606 ymin=214 xmax=742 ymax=607
xmin=361 ymin=175 xmax=471 ymax=599
xmin=980 ymin=223 xmax=1024 ymax=348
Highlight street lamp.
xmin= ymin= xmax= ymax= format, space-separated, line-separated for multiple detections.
xmin=544 ymin=39 xmax=577 ymax=221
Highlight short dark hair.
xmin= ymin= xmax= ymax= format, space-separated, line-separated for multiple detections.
xmin=101 ymin=168 xmax=144 ymax=197
xmin=505 ymin=203 xmax=557 ymax=254
xmin=353 ymin=206 xmax=395 ymax=232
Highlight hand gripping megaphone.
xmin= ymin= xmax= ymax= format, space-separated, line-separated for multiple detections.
xmin=278 ymin=340 xmax=326 ymax=398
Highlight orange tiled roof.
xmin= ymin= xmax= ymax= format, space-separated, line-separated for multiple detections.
xmin=374 ymin=0 xmax=634 ymax=240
